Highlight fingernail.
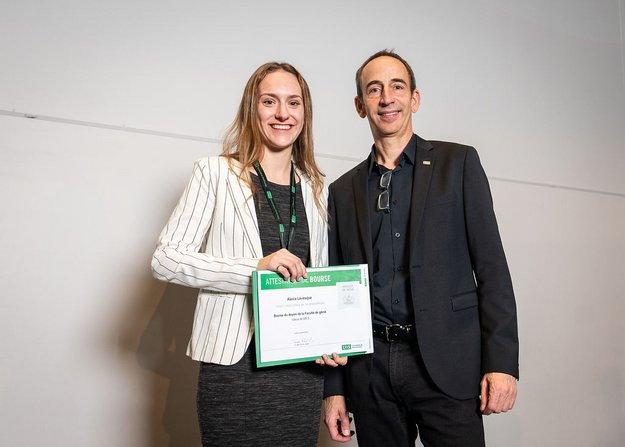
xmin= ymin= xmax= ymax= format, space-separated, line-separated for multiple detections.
xmin=342 ymin=429 xmax=351 ymax=436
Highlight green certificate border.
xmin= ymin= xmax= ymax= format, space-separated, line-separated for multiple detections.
xmin=252 ymin=264 xmax=370 ymax=368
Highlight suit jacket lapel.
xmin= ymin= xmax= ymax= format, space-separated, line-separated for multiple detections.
xmin=351 ymin=162 xmax=374 ymax=270
xmin=225 ymin=161 xmax=263 ymax=258
xmin=409 ymin=136 xmax=435 ymax=266
xmin=297 ymin=170 xmax=325 ymax=268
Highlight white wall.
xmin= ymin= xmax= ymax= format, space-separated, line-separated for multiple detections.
xmin=1 ymin=1 xmax=624 ymax=446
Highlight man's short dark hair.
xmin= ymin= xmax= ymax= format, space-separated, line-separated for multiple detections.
xmin=355 ymin=49 xmax=417 ymax=99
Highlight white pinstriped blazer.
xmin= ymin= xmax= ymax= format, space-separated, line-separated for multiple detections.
xmin=151 ymin=155 xmax=328 ymax=365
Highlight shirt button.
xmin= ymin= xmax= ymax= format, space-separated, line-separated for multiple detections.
xmin=395 ymin=232 xmax=401 ymax=238
xmin=394 ymin=299 xmax=399 ymax=304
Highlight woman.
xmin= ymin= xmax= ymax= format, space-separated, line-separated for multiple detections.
xmin=151 ymin=62 xmax=344 ymax=446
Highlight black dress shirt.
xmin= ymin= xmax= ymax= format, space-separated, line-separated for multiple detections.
xmin=368 ymin=135 xmax=417 ymax=326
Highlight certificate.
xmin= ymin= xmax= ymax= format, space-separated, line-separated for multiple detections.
xmin=252 ymin=264 xmax=373 ymax=367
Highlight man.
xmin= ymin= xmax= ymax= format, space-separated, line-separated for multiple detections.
xmin=323 ymin=50 xmax=519 ymax=447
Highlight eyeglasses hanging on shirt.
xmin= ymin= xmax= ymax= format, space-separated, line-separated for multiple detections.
xmin=377 ymin=170 xmax=392 ymax=213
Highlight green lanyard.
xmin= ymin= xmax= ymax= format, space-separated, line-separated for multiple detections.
xmin=252 ymin=161 xmax=297 ymax=250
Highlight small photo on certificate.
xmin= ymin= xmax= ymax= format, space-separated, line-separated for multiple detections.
xmin=252 ymin=264 xmax=373 ymax=367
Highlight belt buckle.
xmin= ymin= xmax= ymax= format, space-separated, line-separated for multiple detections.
xmin=385 ymin=324 xmax=403 ymax=342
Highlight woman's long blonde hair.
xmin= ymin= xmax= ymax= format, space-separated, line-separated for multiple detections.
xmin=221 ymin=62 xmax=325 ymax=217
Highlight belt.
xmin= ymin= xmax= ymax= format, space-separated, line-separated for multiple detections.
xmin=372 ymin=323 xmax=416 ymax=342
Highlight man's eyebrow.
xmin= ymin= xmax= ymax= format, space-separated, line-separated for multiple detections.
xmin=390 ymin=78 xmax=408 ymax=85
xmin=365 ymin=78 xmax=408 ymax=90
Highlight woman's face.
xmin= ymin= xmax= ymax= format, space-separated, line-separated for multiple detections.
xmin=256 ymin=70 xmax=305 ymax=154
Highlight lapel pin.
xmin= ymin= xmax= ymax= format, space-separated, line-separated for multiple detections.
xmin=422 ymin=160 xmax=431 ymax=165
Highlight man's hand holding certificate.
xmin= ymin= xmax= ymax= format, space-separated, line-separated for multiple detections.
xmin=252 ymin=264 xmax=373 ymax=367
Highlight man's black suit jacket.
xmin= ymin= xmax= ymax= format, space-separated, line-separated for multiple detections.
xmin=324 ymin=135 xmax=519 ymax=407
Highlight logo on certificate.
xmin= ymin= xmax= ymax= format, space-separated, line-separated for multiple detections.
xmin=338 ymin=283 xmax=358 ymax=309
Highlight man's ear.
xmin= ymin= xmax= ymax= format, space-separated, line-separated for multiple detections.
xmin=411 ymin=89 xmax=421 ymax=113
xmin=354 ymin=96 xmax=367 ymax=118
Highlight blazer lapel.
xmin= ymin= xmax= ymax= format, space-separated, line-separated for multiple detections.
xmin=225 ymin=161 xmax=263 ymax=258
xmin=408 ymin=136 xmax=435 ymax=265
xmin=352 ymin=163 xmax=374 ymax=270
xmin=297 ymin=171 xmax=324 ymax=268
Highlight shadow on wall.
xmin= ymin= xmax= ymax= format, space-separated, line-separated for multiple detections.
xmin=132 ymin=280 xmax=201 ymax=446
xmin=120 ymin=277 xmax=352 ymax=447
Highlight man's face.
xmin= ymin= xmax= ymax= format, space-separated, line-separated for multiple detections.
xmin=355 ymin=56 xmax=420 ymax=141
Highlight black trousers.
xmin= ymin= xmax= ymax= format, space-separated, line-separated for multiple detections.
xmin=352 ymin=338 xmax=485 ymax=447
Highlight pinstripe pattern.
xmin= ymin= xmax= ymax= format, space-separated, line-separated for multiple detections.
xmin=152 ymin=156 xmax=328 ymax=365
